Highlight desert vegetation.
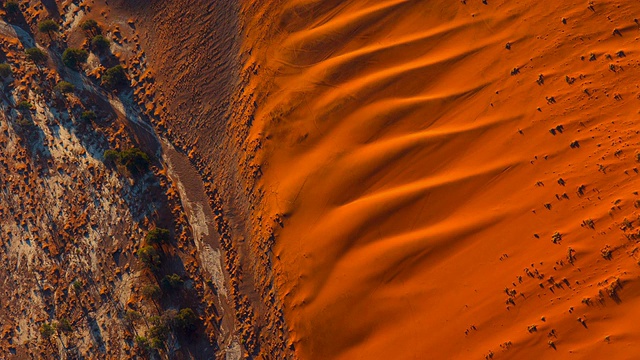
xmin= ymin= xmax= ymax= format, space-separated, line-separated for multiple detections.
xmin=101 ymin=65 xmax=128 ymax=89
xmin=62 ymin=48 xmax=89 ymax=69
xmin=0 ymin=2 xmax=229 ymax=358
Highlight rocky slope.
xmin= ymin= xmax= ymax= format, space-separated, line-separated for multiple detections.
xmin=0 ymin=0 xmax=283 ymax=358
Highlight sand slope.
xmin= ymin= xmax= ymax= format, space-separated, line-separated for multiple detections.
xmin=245 ymin=0 xmax=640 ymax=358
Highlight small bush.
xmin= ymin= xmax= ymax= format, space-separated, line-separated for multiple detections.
xmin=26 ymin=47 xmax=47 ymax=64
xmin=0 ymin=63 xmax=12 ymax=78
xmin=55 ymin=81 xmax=75 ymax=93
xmin=91 ymin=35 xmax=110 ymax=52
xmin=72 ymin=279 xmax=83 ymax=291
xmin=137 ymin=245 xmax=160 ymax=269
xmin=150 ymin=336 xmax=164 ymax=350
xmin=62 ymin=48 xmax=88 ymax=69
xmin=119 ymin=147 xmax=150 ymax=173
xmin=175 ymin=308 xmax=197 ymax=333
xmin=17 ymin=101 xmax=32 ymax=111
xmin=81 ymin=110 xmax=97 ymax=122
xmin=103 ymin=149 xmax=120 ymax=164
xmin=145 ymin=228 xmax=170 ymax=245
xmin=40 ymin=323 xmax=55 ymax=339
xmin=125 ymin=310 xmax=142 ymax=323
xmin=161 ymin=273 xmax=183 ymax=290
xmin=141 ymin=284 xmax=162 ymax=301
xmin=103 ymin=148 xmax=150 ymax=174
xmin=38 ymin=19 xmax=58 ymax=34
xmin=101 ymin=65 xmax=127 ymax=89
xmin=57 ymin=318 xmax=72 ymax=333
xmin=79 ymin=19 xmax=99 ymax=33
xmin=148 ymin=316 xmax=169 ymax=349
xmin=135 ymin=336 xmax=151 ymax=352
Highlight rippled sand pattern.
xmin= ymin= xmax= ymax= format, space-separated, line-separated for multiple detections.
xmin=245 ymin=0 xmax=640 ymax=358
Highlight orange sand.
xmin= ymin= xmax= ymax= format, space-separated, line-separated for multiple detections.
xmin=244 ymin=0 xmax=640 ymax=358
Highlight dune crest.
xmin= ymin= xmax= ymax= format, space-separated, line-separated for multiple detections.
xmin=244 ymin=0 xmax=640 ymax=358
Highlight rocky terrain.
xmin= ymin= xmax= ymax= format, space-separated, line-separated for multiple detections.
xmin=0 ymin=0 xmax=281 ymax=358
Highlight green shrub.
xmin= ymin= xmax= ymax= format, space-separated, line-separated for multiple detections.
xmin=91 ymin=35 xmax=110 ymax=52
xmin=55 ymin=81 xmax=74 ymax=93
xmin=62 ymin=48 xmax=88 ymax=69
xmin=103 ymin=147 xmax=150 ymax=174
xmin=57 ymin=318 xmax=72 ymax=333
xmin=135 ymin=336 xmax=151 ymax=352
xmin=0 ymin=63 xmax=11 ymax=78
xmin=26 ymin=47 xmax=47 ymax=64
xmin=40 ymin=323 xmax=55 ymax=339
xmin=38 ymin=19 xmax=58 ymax=34
xmin=141 ymin=284 xmax=161 ymax=301
xmin=79 ymin=19 xmax=99 ymax=33
xmin=119 ymin=147 xmax=150 ymax=173
xmin=125 ymin=310 xmax=142 ymax=323
xmin=145 ymin=228 xmax=170 ymax=245
xmin=161 ymin=273 xmax=183 ymax=290
xmin=101 ymin=65 xmax=127 ymax=89
xmin=137 ymin=245 xmax=160 ymax=269
xmin=72 ymin=279 xmax=83 ymax=291
xmin=148 ymin=316 xmax=169 ymax=349
xmin=17 ymin=101 xmax=32 ymax=110
xmin=81 ymin=110 xmax=97 ymax=122
xmin=175 ymin=308 xmax=197 ymax=333
xmin=149 ymin=336 xmax=164 ymax=349
xmin=103 ymin=149 xmax=119 ymax=164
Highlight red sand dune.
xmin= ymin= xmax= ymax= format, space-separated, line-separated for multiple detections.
xmin=242 ymin=0 xmax=640 ymax=358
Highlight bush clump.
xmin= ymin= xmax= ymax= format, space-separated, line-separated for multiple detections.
xmin=62 ymin=48 xmax=88 ymax=69
xmin=26 ymin=47 xmax=47 ymax=64
xmin=174 ymin=308 xmax=197 ymax=333
xmin=145 ymin=228 xmax=170 ymax=245
xmin=119 ymin=148 xmax=150 ymax=173
xmin=0 ymin=63 xmax=12 ymax=79
xmin=141 ymin=284 xmax=162 ymax=301
xmin=79 ymin=19 xmax=99 ymax=34
xmin=17 ymin=101 xmax=32 ymax=111
xmin=125 ymin=310 xmax=142 ymax=323
xmin=148 ymin=316 xmax=169 ymax=349
xmin=55 ymin=81 xmax=75 ymax=93
xmin=81 ymin=110 xmax=97 ymax=122
xmin=57 ymin=318 xmax=72 ymax=333
xmin=103 ymin=147 xmax=150 ymax=174
xmin=38 ymin=19 xmax=58 ymax=35
xmin=91 ymin=35 xmax=110 ymax=52
xmin=72 ymin=279 xmax=83 ymax=291
xmin=101 ymin=65 xmax=127 ymax=89
xmin=40 ymin=323 xmax=55 ymax=339
xmin=161 ymin=273 xmax=183 ymax=291
xmin=135 ymin=336 xmax=151 ymax=352
xmin=103 ymin=149 xmax=119 ymax=164
xmin=137 ymin=245 xmax=160 ymax=269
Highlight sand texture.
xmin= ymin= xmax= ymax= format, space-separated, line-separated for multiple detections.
xmin=242 ymin=0 xmax=640 ymax=358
